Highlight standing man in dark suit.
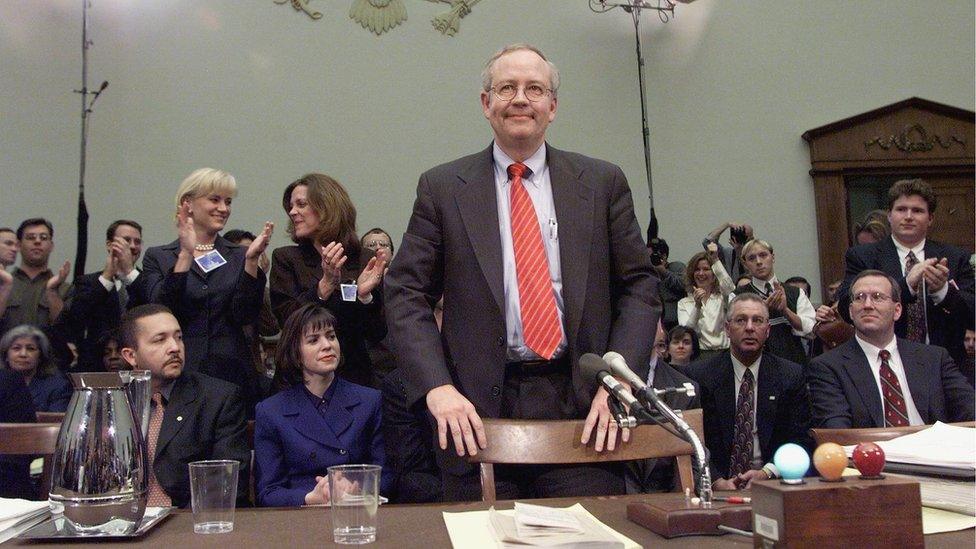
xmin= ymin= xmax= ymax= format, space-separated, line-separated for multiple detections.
xmin=685 ymin=294 xmax=811 ymax=491
xmin=385 ymin=44 xmax=657 ymax=501
xmin=119 ymin=304 xmax=249 ymax=508
xmin=809 ymin=270 xmax=973 ymax=429
xmin=827 ymin=179 xmax=974 ymax=377
xmin=55 ymin=220 xmax=143 ymax=371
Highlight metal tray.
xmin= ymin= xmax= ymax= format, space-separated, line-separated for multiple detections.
xmin=18 ymin=507 xmax=173 ymax=541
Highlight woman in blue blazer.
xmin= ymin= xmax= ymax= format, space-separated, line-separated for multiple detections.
xmin=254 ymin=303 xmax=390 ymax=506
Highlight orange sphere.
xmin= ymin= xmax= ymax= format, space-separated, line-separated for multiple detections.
xmin=813 ymin=442 xmax=847 ymax=481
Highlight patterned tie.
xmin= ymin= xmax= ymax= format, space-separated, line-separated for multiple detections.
xmin=146 ymin=392 xmax=172 ymax=507
xmin=904 ymin=252 xmax=927 ymax=343
xmin=509 ymin=162 xmax=562 ymax=360
xmin=730 ymin=368 xmax=755 ymax=477
xmin=764 ymin=282 xmax=773 ymax=296
xmin=878 ymin=350 xmax=909 ymax=427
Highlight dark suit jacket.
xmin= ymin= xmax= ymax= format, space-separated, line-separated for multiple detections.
xmin=384 ymin=144 xmax=658 ymax=419
xmin=269 ymin=243 xmax=386 ymax=387
xmin=253 ymin=378 xmax=389 ymax=507
xmin=0 ymin=369 xmax=36 ymax=499
xmin=838 ymin=237 xmax=975 ymax=371
xmin=27 ymin=372 xmax=72 ymax=413
xmin=55 ymin=272 xmax=126 ymax=371
xmin=808 ymin=337 xmax=975 ymax=429
xmin=685 ymin=352 xmax=811 ymax=481
xmin=130 ymin=237 xmax=265 ymax=410
xmin=625 ymin=361 xmax=700 ymax=494
xmin=154 ymin=371 xmax=250 ymax=508
xmin=381 ymin=368 xmax=441 ymax=503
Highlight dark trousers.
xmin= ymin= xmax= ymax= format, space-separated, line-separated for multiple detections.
xmin=439 ymin=358 xmax=625 ymax=501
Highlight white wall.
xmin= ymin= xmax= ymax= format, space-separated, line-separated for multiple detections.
xmin=2 ymin=0 xmax=974 ymax=301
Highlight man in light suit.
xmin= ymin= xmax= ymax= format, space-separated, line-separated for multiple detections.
xmin=828 ymin=179 xmax=974 ymax=377
xmin=385 ymin=44 xmax=657 ymax=501
xmin=685 ymin=294 xmax=811 ymax=490
xmin=809 ymin=270 xmax=974 ymax=429
xmin=119 ymin=304 xmax=249 ymax=508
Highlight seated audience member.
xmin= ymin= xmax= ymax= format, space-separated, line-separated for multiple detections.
xmin=0 ymin=325 xmax=71 ymax=412
xmin=55 ymin=220 xmax=143 ymax=371
xmin=0 ymin=219 xmax=70 ymax=335
xmin=381 ymin=367 xmax=441 ymax=503
xmin=677 ymin=244 xmax=735 ymax=360
xmin=732 ymin=239 xmax=815 ymax=367
xmin=784 ymin=276 xmax=815 ymax=358
xmin=704 ymin=221 xmax=754 ymax=282
xmin=735 ymin=275 xmax=751 ymax=289
xmin=853 ymin=209 xmax=890 ymax=245
xmin=685 ymin=294 xmax=811 ymax=490
xmin=808 ymin=271 xmax=974 ymax=429
xmin=129 ymin=169 xmax=272 ymax=416
xmin=254 ymin=303 xmax=390 ymax=507
xmin=0 ymin=368 xmax=36 ymax=499
xmin=97 ymin=330 xmax=129 ymax=372
xmin=0 ymin=227 xmax=18 ymax=270
xmin=648 ymin=238 xmax=686 ymax=332
xmin=270 ymin=174 xmax=388 ymax=387
xmin=823 ymin=279 xmax=842 ymax=307
xmin=627 ymin=322 xmax=700 ymax=494
xmin=835 ymin=179 xmax=974 ymax=374
xmin=667 ymin=325 xmax=700 ymax=368
xmin=361 ymin=227 xmax=398 ymax=385
xmin=965 ymin=329 xmax=976 ymax=388
xmin=118 ymin=304 xmax=250 ymax=508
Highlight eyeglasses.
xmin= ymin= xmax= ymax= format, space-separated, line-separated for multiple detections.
xmin=22 ymin=234 xmax=51 ymax=242
xmin=490 ymin=83 xmax=552 ymax=102
xmin=729 ymin=316 xmax=768 ymax=327
xmin=364 ymin=241 xmax=391 ymax=250
xmin=852 ymin=291 xmax=893 ymax=304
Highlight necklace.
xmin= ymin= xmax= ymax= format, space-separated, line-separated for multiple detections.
xmin=194 ymin=243 xmax=215 ymax=252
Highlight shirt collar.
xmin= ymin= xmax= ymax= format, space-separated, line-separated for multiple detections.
xmin=854 ymin=334 xmax=898 ymax=364
xmin=751 ymin=275 xmax=778 ymax=291
xmin=154 ymin=378 xmax=175 ymax=403
xmin=891 ymin=236 xmax=925 ymax=258
xmin=730 ymin=351 xmax=762 ymax=380
xmin=302 ymin=378 xmax=338 ymax=410
xmin=492 ymin=142 xmax=547 ymax=188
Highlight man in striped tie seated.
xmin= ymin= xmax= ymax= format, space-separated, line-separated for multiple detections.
xmin=808 ymin=270 xmax=974 ymax=429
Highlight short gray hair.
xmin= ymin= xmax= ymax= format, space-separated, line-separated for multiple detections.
xmin=0 ymin=324 xmax=57 ymax=377
xmin=481 ymin=43 xmax=560 ymax=97
xmin=727 ymin=293 xmax=769 ymax=320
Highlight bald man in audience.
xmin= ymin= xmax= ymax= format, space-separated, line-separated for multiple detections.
xmin=808 ymin=270 xmax=974 ymax=429
xmin=119 ymin=304 xmax=249 ymax=508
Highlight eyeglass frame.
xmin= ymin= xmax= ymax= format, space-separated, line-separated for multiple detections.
xmin=851 ymin=291 xmax=894 ymax=304
xmin=728 ymin=315 xmax=769 ymax=327
xmin=488 ymin=82 xmax=553 ymax=102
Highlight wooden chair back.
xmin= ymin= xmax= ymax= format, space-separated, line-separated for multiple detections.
xmin=35 ymin=412 xmax=65 ymax=423
xmin=469 ymin=409 xmax=702 ymax=502
xmin=0 ymin=423 xmax=63 ymax=499
xmin=810 ymin=421 xmax=976 ymax=446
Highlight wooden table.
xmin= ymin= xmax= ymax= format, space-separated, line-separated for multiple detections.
xmin=6 ymin=494 xmax=974 ymax=548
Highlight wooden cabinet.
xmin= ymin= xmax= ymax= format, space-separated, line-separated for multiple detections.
xmin=803 ymin=97 xmax=974 ymax=294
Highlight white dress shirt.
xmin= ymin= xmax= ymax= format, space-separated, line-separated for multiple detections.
xmin=854 ymin=334 xmax=925 ymax=426
xmin=892 ymin=236 xmax=948 ymax=307
xmin=677 ymin=260 xmax=734 ymax=350
xmin=745 ymin=275 xmax=817 ymax=338
xmin=493 ymin=142 xmax=567 ymax=361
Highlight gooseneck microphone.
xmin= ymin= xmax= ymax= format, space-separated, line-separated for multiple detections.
xmin=579 ymin=353 xmax=647 ymax=428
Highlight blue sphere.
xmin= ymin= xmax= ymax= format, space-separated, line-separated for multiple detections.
xmin=773 ymin=443 xmax=810 ymax=481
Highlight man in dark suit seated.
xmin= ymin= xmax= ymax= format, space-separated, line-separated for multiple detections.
xmin=55 ymin=220 xmax=143 ymax=371
xmin=809 ymin=270 xmax=974 ymax=429
xmin=827 ymin=179 xmax=974 ymax=380
xmin=118 ymin=304 xmax=249 ymax=508
xmin=685 ymin=294 xmax=811 ymax=491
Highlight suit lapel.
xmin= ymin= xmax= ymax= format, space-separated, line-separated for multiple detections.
xmin=898 ymin=339 xmax=930 ymax=423
xmin=282 ymin=381 xmax=355 ymax=449
xmin=842 ymin=339 xmax=885 ymax=427
xmin=155 ymin=374 xmax=199 ymax=458
xmin=455 ymin=146 xmax=505 ymax=316
xmin=756 ymin=355 xmax=779 ymax=456
xmin=548 ymin=147 xmax=593 ymax=346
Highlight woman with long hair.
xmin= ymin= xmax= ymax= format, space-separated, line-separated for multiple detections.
xmin=676 ymin=244 xmax=735 ymax=361
xmin=254 ymin=303 xmax=390 ymax=506
xmin=130 ymin=168 xmax=272 ymax=414
xmin=269 ymin=173 xmax=387 ymax=386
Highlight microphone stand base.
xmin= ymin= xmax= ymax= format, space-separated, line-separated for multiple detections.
xmin=627 ymin=493 xmax=752 ymax=539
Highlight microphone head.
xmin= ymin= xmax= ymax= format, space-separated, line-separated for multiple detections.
xmin=579 ymin=353 xmax=610 ymax=382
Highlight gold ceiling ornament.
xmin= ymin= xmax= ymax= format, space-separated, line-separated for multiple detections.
xmin=275 ymin=0 xmax=483 ymax=36
xmin=864 ymin=123 xmax=967 ymax=153
xmin=274 ymin=0 xmax=323 ymax=20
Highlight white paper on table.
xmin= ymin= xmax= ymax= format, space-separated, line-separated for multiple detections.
xmin=922 ymin=507 xmax=976 ymax=535
xmin=843 ymin=422 xmax=976 ymax=471
xmin=513 ymin=501 xmax=583 ymax=536
xmin=443 ymin=503 xmax=641 ymax=549
xmin=0 ymin=498 xmax=50 ymax=544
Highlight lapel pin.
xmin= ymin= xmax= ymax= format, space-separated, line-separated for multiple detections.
xmin=177 ymin=416 xmax=183 ymax=422
xmin=768 ymin=396 xmax=776 ymax=400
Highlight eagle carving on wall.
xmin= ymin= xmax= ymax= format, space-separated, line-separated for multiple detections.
xmin=275 ymin=0 xmax=483 ymax=36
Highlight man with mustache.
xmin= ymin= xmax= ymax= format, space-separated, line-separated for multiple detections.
xmin=0 ymin=218 xmax=70 ymax=335
xmin=119 ymin=303 xmax=249 ymax=508
xmin=685 ymin=293 xmax=811 ymax=491
xmin=808 ymin=270 xmax=973 ymax=429
xmin=828 ymin=179 xmax=974 ymax=384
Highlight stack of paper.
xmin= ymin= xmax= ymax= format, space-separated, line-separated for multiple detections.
xmin=843 ymin=422 xmax=976 ymax=472
xmin=0 ymin=499 xmax=49 ymax=544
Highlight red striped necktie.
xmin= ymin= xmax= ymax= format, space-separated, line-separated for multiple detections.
xmin=878 ymin=349 xmax=910 ymax=427
xmin=508 ymin=162 xmax=562 ymax=360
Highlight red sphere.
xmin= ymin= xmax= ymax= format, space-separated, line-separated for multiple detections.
xmin=852 ymin=442 xmax=886 ymax=477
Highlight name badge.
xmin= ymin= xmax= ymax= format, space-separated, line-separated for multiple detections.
xmin=194 ymin=250 xmax=227 ymax=273
xmin=340 ymin=283 xmax=358 ymax=302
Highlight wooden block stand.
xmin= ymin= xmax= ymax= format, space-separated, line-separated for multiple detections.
xmin=750 ymin=476 xmax=923 ymax=548
xmin=627 ymin=493 xmax=753 ymax=538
